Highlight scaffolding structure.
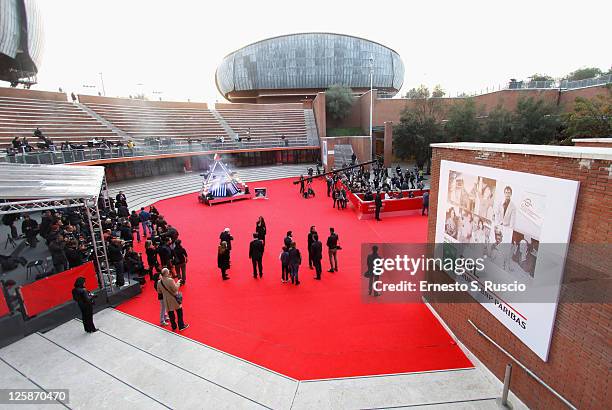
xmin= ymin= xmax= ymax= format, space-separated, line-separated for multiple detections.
xmin=0 ymin=164 xmax=114 ymax=292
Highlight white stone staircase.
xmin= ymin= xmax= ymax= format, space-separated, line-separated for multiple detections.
xmin=108 ymin=163 xmax=316 ymax=211
xmin=0 ymin=308 xmax=526 ymax=409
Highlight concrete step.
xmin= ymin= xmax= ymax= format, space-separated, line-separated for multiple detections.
xmin=0 ymin=359 xmax=65 ymax=409
xmin=42 ymin=314 xmax=267 ymax=409
xmin=83 ymin=309 xmax=297 ymax=409
xmin=108 ymin=164 xmax=315 ymax=210
xmin=0 ymin=333 xmax=166 ymax=409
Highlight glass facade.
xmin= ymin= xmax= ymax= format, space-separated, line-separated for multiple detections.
xmin=216 ymin=33 xmax=404 ymax=99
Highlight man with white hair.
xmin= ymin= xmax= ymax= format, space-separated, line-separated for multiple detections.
xmin=220 ymin=228 xmax=234 ymax=257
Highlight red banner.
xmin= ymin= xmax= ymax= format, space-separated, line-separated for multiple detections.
xmin=0 ymin=288 xmax=9 ymax=317
xmin=19 ymin=262 xmax=99 ymax=317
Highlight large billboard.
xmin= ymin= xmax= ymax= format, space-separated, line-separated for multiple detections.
xmin=435 ymin=160 xmax=580 ymax=361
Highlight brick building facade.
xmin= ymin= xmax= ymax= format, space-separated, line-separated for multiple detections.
xmin=426 ymin=143 xmax=611 ymax=409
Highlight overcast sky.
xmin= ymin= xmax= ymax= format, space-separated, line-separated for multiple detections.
xmin=32 ymin=0 xmax=610 ymax=103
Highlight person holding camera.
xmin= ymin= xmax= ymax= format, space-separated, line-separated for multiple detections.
xmin=72 ymin=276 xmax=98 ymax=333
xmin=21 ymin=214 xmax=39 ymax=248
xmin=107 ymin=238 xmax=125 ymax=287
xmin=65 ymin=239 xmax=85 ymax=269
xmin=129 ymin=211 xmax=141 ymax=243
xmin=173 ymin=240 xmax=188 ymax=285
xmin=49 ymin=235 xmax=68 ymax=273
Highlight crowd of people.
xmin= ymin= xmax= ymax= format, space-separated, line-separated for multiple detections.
xmin=215 ymin=219 xmax=341 ymax=286
xmin=7 ymin=128 xmax=133 ymax=156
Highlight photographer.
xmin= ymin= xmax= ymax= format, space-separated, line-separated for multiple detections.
xmin=72 ymin=276 xmax=98 ymax=333
xmin=124 ymin=245 xmax=145 ymax=281
xmin=107 ymin=238 xmax=125 ymax=287
xmin=21 ymin=214 xmax=39 ymax=248
xmin=65 ymin=239 xmax=86 ymax=269
xmin=145 ymin=240 xmax=160 ymax=279
xmin=49 ymin=234 xmax=68 ymax=273
xmin=173 ymin=240 xmax=188 ymax=285
xmin=129 ymin=210 xmax=141 ymax=243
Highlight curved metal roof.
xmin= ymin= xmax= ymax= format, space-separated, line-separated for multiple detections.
xmin=0 ymin=0 xmax=44 ymax=82
xmin=216 ymin=32 xmax=404 ymax=99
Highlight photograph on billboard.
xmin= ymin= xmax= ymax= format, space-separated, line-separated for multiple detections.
xmin=435 ymin=160 xmax=580 ymax=361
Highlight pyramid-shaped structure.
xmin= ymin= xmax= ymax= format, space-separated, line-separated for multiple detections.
xmin=201 ymin=156 xmax=243 ymax=198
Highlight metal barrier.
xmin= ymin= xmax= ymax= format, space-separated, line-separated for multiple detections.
xmin=1 ymin=137 xmax=312 ymax=165
xmin=468 ymin=319 xmax=577 ymax=409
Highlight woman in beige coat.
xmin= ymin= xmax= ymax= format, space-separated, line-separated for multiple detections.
xmin=156 ymin=268 xmax=189 ymax=331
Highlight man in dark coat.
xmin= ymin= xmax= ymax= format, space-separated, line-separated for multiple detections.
xmin=284 ymin=231 xmax=293 ymax=249
xmin=115 ymin=191 xmax=127 ymax=208
xmin=310 ymin=234 xmax=323 ymax=280
xmin=367 ymin=245 xmax=382 ymax=296
xmin=375 ymin=191 xmax=383 ymax=221
xmin=307 ymin=226 xmax=317 ymax=269
xmin=49 ymin=235 xmax=68 ymax=273
xmin=21 ymin=214 xmax=39 ymax=247
xmin=107 ymin=238 xmax=125 ymax=286
xmin=422 ymin=191 xmax=430 ymax=216
xmin=249 ymin=233 xmax=264 ymax=278
xmin=220 ymin=228 xmax=233 ymax=256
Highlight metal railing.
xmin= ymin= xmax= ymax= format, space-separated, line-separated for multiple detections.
xmin=1 ymin=137 xmax=314 ymax=165
xmin=560 ymin=74 xmax=612 ymax=90
xmin=468 ymin=319 xmax=577 ymax=409
xmin=441 ymin=74 xmax=612 ymax=98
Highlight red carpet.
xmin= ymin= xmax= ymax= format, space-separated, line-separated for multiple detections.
xmin=118 ymin=178 xmax=472 ymax=380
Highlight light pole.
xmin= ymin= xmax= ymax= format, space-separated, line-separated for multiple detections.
xmin=369 ymin=55 xmax=374 ymax=160
xmin=99 ymin=72 xmax=106 ymax=96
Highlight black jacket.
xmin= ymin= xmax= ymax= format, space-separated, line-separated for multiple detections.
xmin=283 ymin=236 xmax=293 ymax=249
xmin=310 ymin=241 xmax=323 ymax=261
xmin=106 ymin=242 xmax=123 ymax=263
xmin=375 ymin=194 xmax=383 ymax=208
xmin=173 ymin=246 xmax=188 ymax=264
xmin=217 ymin=249 xmax=230 ymax=269
xmin=256 ymin=223 xmax=266 ymax=239
xmin=72 ymin=287 xmax=94 ymax=310
xmin=249 ymin=239 xmax=264 ymax=260
xmin=288 ymin=247 xmax=301 ymax=266
xmin=326 ymin=233 xmax=339 ymax=249
xmin=220 ymin=231 xmax=233 ymax=250
xmin=157 ymin=244 xmax=172 ymax=265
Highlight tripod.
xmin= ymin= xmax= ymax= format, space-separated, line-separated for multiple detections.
xmin=4 ymin=234 xmax=17 ymax=249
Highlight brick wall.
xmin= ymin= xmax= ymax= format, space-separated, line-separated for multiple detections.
xmin=334 ymin=85 xmax=611 ymax=130
xmin=426 ymin=146 xmax=611 ymax=409
xmin=312 ymin=92 xmax=326 ymax=139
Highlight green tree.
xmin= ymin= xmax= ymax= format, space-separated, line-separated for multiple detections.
xmin=484 ymin=105 xmax=513 ymax=143
xmin=444 ymin=98 xmax=481 ymax=142
xmin=511 ymin=97 xmax=560 ymax=144
xmin=394 ymin=92 xmax=445 ymax=171
xmin=432 ymin=85 xmax=446 ymax=98
xmin=403 ymin=84 xmax=430 ymax=99
xmin=393 ymin=111 xmax=442 ymax=169
xmin=325 ymin=85 xmax=355 ymax=121
xmin=529 ymin=73 xmax=554 ymax=82
xmin=563 ymin=92 xmax=612 ymax=138
xmin=564 ymin=67 xmax=603 ymax=81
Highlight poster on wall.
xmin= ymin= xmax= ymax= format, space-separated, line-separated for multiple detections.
xmin=434 ymin=160 xmax=580 ymax=361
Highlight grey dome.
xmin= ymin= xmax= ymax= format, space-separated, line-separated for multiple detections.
xmin=0 ymin=0 xmax=44 ymax=84
xmin=216 ymin=32 xmax=404 ymax=101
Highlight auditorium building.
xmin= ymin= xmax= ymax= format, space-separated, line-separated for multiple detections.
xmin=0 ymin=6 xmax=610 ymax=409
